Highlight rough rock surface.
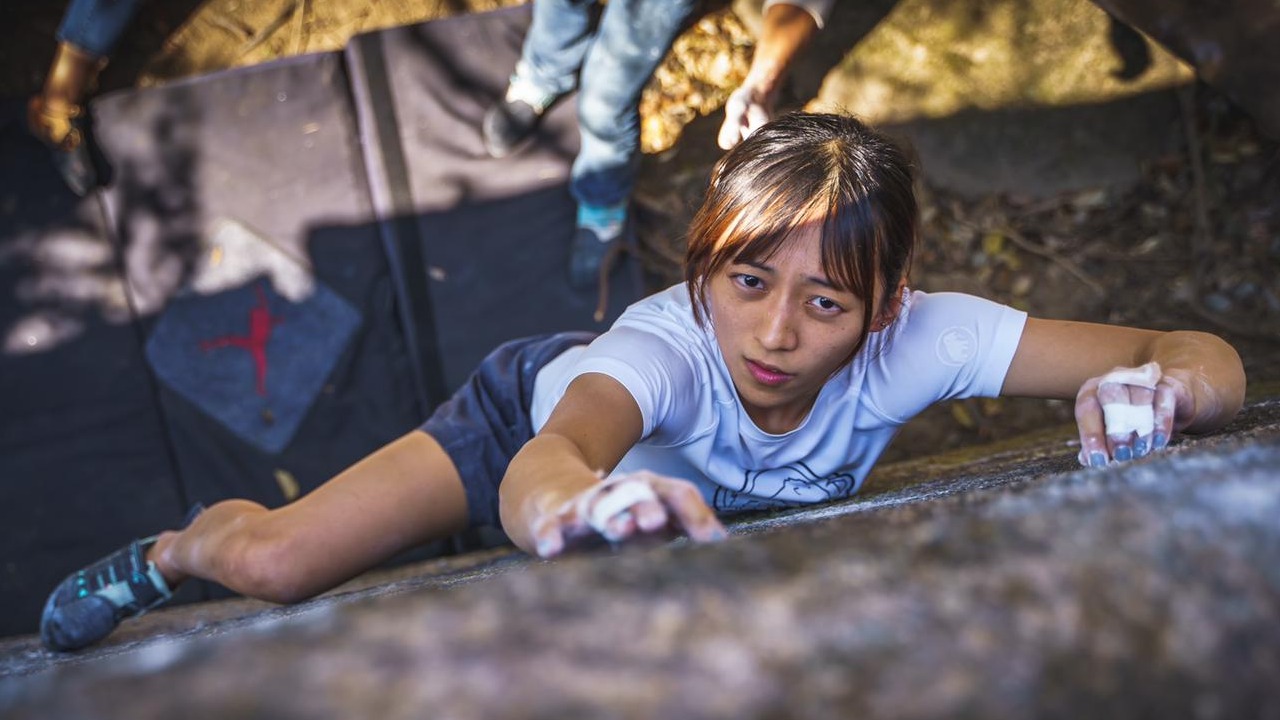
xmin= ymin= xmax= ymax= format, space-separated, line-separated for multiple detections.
xmin=2 ymin=397 xmax=1277 ymax=719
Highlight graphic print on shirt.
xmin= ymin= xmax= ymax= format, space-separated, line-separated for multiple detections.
xmin=935 ymin=326 xmax=978 ymax=366
xmin=711 ymin=461 xmax=858 ymax=512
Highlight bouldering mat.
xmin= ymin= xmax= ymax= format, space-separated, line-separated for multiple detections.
xmin=346 ymin=5 xmax=643 ymax=394
xmin=92 ymin=50 xmax=422 ymax=510
xmin=0 ymin=5 xmax=647 ymax=639
xmin=0 ymin=101 xmax=194 ymax=638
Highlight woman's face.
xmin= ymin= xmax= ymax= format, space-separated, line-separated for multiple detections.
xmin=706 ymin=220 xmax=875 ymax=435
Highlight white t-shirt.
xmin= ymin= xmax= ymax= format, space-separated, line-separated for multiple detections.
xmin=531 ymin=284 xmax=1027 ymax=513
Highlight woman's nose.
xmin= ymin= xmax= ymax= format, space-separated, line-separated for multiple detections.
xmin=757 ymin=300 xmax=798 ymax=352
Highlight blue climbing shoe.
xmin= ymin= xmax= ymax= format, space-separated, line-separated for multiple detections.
xmin=40 ymin=537 xmax=174 ymax=652
xmin=569 ymin=202 xmax=631 ymax=290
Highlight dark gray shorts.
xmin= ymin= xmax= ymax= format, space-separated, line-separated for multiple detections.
xmin=420 ymin=331 xmax=596 ymax=528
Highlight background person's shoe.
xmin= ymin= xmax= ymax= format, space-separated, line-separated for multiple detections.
xmin=482 ymin=99 xmax=542 ymax=158
xmin=568 ymin=202 xmax=630 ymax=290
xmin=481 ymin=71 xmax=560 ymax=158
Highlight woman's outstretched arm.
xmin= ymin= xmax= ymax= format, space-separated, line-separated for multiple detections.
xmin=1001 ymin=318 xmax=1246 ymax=465
xmin=498 ymin=373 xmax=726 ymax=558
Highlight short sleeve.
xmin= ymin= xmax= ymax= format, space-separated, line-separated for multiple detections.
xmin=863 ymin=291 xmax=1028 ymax=424
xmin=568 ymin=326 xmax=703 ymax=441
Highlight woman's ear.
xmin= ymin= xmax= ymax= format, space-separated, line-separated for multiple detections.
xmin=872 ymin=279 xmax=908 ymax=330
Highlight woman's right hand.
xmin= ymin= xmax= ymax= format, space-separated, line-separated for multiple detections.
xmin=524 ymin=471 xmax=728 ymax=559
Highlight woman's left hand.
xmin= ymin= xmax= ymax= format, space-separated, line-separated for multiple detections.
xmin=1074 ymin=361 xmax=1195 ymax=466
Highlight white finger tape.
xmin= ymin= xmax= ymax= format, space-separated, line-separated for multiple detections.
xmin=1102 ymin=402 xmax=1155 ymax=437
xmin=1100 ymin=362 xmax=1161 ymax=390
xmin=581 ymin=480 xmax=659 ymax=537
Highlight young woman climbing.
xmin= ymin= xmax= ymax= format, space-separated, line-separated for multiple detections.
xmin=40 ymin=112 xmax=1246 ymax=652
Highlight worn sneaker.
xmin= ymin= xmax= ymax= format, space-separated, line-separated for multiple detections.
xmin=482 ymin=69 xmax=560 ymax=158
xmin=569 ymin=202 xmax=630 ymax=290
xmin=40 ymin=503 xmax=203 ymax=651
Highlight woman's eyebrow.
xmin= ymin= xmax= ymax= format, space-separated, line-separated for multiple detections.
xmin=736 ymin=260 xmax=840 ymax=291
xmin=807 ymin=275 xmax=839 ymax=290
xmin=737 ymin=260 xmax=775 ymax=275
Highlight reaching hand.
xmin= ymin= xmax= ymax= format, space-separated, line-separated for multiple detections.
xmin=717 ymin=81 xmax=774 ymax=151
xmin=526 ymin=471 xmax=728 ymax=558
xmin=1074 ymin=361 xmax=1193 ymax=466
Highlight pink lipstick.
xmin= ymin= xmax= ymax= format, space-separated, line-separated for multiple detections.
xmin=746 ymin=359 xmax=793 ymax=387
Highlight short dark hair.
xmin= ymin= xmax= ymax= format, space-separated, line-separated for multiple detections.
xmin=684 ymin=112 xmax=918 ymax=363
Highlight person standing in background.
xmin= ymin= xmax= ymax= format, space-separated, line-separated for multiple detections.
xmin=482 ymin=0 xmax=833 ymax=289
xmin=28 ymin=0 xmax=144 ymax=196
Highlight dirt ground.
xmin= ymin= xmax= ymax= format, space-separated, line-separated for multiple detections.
xmin=3 ymin=0 xmax=1278 ymax=462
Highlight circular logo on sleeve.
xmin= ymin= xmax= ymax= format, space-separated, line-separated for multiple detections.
xmin=936 ymin=327 xmax=977 ymax=366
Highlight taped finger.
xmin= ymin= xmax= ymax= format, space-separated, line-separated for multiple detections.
xmin=1099 ymin=362 xmax=1161 ymax=389
xmin=582 ymin=480 xmax=659 ymax=541
xmin=1102 ymin=402 xmax=1153 ymax=462
xmin=1125 ymin=386 xmax=1155 ymax=456
xmin=1096 ymin=381 xmax=1136 ymax=461
xmin=1101 ymin=402 xmax=1155 ymax=438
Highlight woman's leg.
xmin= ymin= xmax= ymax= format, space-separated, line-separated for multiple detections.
xmin=150 ymin=430 xmax=470 ymax=604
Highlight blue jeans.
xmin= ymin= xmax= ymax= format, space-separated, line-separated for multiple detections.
xmin=518 ymin=0 xmax=698 ymax=208
xmin=57 ymin=0 xmax=142 ymax=58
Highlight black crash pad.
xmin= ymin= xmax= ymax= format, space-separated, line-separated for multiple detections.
xmin=0 ymin=5 xmax=644 ymax=638
xmin=0 ymin=102 xmax=194 ymax=640
xmin=346 ymin=8 xmax=643 ymax=393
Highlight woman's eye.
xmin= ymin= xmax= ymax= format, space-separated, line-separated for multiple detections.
xmin=811 ymin=296 xmax=841 ymax=312
xmin=734 ymin=274 xmax=763 ymax=289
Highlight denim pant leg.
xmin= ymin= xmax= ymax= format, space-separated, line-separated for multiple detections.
xmin=57 ymin=0 xmax=143 ymax=59
xmin=518 ymin=0 xmax=599 ymax=96
xmin=570 ymin=0 xmax=697 ymax=207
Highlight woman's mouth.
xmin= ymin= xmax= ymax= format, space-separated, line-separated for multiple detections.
xmin=745 ymin=359 xmax=793 ymax=387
